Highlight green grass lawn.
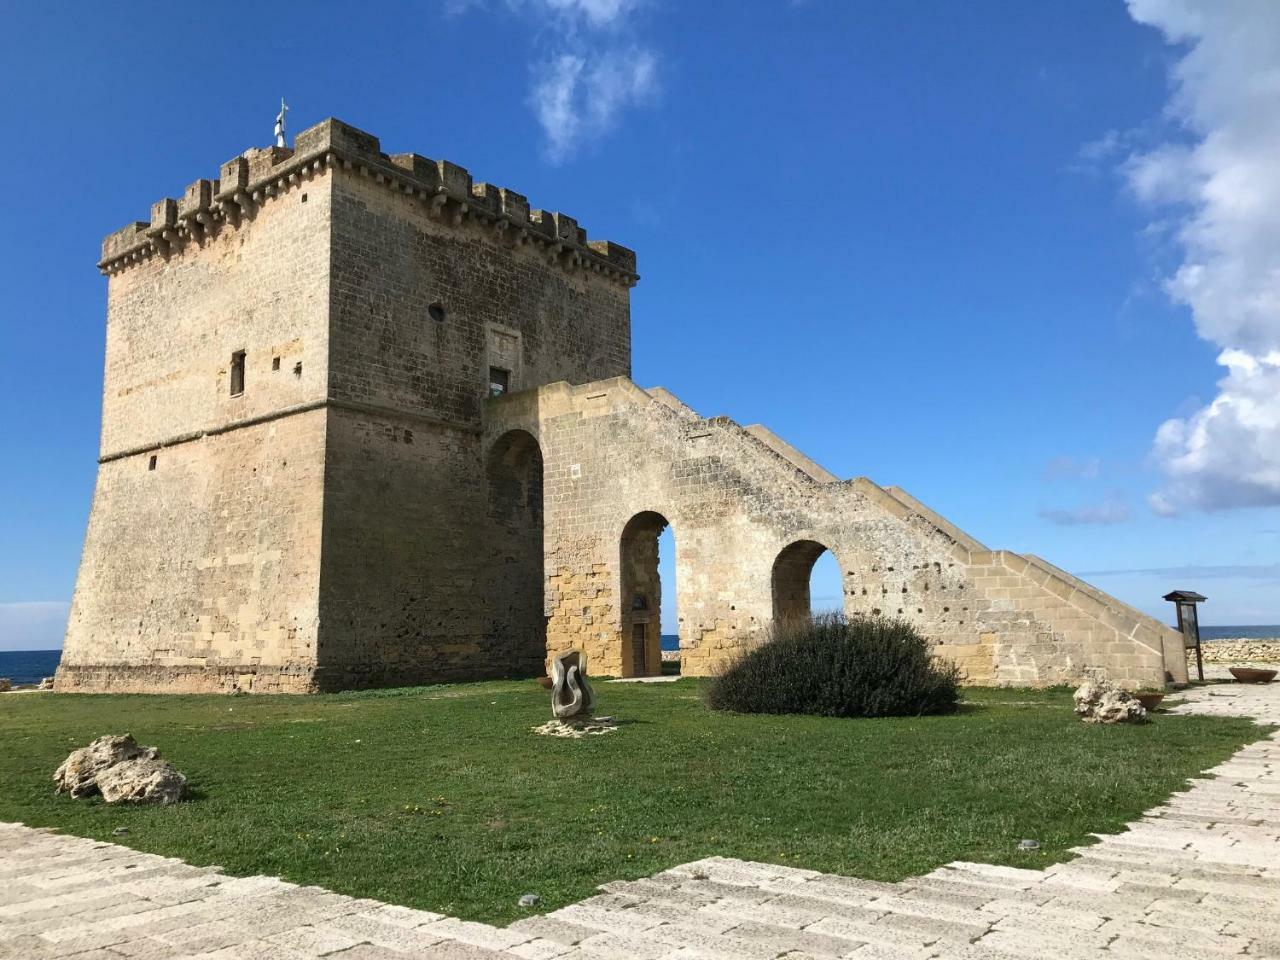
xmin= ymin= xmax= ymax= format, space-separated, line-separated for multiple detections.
xmin=0 ymin=681 xmax=1263 ymax=925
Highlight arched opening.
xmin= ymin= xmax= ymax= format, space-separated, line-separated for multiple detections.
xmin=485 ymin=430 xmax=545 ymax=675
xmin=657 ymin=525 xmax=679 ymax=673
xmin=772 ymin=539 xmax=840 ymax=624
xmin=810 ymin=550 xmax=843 ymax=616
xmin=620 ymin=511 xmax=672 ymax=678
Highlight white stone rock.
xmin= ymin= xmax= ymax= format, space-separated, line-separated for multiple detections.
xmin=1073 ymin=680 xmax=1148 ymax=725
xmin=53 ymin=733 xmax=186 ymax=803
xmin=96 ymin=757 xmax=188 ymax=805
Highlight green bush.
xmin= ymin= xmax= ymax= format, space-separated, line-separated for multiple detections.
xmin=705 ymin=614 xmax=960 ymax=718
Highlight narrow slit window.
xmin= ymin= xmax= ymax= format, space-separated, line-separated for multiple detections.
xmin=230 ymin=350 xmax=246 ymax=396
xmin=148 ymin=455 xmax=157 ymax=471
xmin=488 ymin=366 xmax=510 ymax=397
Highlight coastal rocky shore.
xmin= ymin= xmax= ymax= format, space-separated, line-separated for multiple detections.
xmin=1191 ymin=638 xmax=1280 ymax=665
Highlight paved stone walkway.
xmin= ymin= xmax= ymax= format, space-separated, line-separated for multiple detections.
xmin=3 ymin=682 xmax=1277 ymax=959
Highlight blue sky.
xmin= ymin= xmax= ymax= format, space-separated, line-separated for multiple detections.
xmin=1 ymin=0 xmax=1277 ymax=651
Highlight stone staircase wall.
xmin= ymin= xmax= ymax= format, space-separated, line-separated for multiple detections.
xmin=487 ymin=378 xmax=1184 ymax=687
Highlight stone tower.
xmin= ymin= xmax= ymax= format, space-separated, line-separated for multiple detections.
xmin=62 ymin=116 xmax=1188 ymax=694
xmin=58 ymin=119 xmax=637 ymax=692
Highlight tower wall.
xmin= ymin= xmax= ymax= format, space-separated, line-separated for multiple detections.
xmin=59 ymin=157 xmax=334 ymax=692
xmin=313 ymin=143 xmax=632 ymax=686
xmin=60 ymin=118 xmax=636 ymax=692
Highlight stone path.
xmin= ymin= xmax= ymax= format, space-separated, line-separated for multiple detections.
xmin=3 ymin=682 xmax=1278 ymax=959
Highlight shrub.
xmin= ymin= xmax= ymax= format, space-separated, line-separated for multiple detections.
xmin=705 ymin=614 xmax=960 ymax=718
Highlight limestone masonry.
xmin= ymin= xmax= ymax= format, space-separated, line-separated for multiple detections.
xmin=58 ymin=118 xmax=1188 ymax=693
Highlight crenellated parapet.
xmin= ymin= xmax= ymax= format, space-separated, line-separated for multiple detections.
xmin=98 ymin=118 xmax=639 ymax=286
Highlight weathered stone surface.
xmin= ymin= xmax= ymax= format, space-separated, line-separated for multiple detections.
xmin=95 ymin=758 xmax=188 ymax=805
xmin=0 ymin=678 xmax=10 ymax=693
xmin=550 ymin=650 xmax=594 ymax=719
xmin=54 ymin=734 xmax=186 ymax=803
xmin=1073 ymin=680 xmax=1148 ymax=724
xmin=54 ymin=735 xmax=159 ymax=799
xmin=1195 ymin=638 xmax=1280 ymax=664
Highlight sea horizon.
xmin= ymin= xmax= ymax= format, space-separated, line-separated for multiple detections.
xmin=4 ymin=623 xmax=1278 ymax=685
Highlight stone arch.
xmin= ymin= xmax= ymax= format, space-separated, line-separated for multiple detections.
xmin=771 ymin=539 xmax=839 ymax=624
xmin=619 ymin=510 xmax=671 ymax=678
xmin=484 ymin=429 xmax=545 ymax=674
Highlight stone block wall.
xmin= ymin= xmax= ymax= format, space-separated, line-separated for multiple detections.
xmin=328 ymin=168 xmax=632 ymax=427
xmin=62 ymin=117 xmax=636 ymax=693
xmin=487 ymin=380 xmax=1188 ymax=688
xmin=60 ymin=149 xmax=334 ymax=693
xmin=58 ymin=411 xmax=328 ymax=693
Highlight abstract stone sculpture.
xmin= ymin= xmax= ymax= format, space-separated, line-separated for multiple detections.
xmin=551 ymin=650 xmax=595 ymax=719
xmin=1073 ymin=679 xmax=1148 ymax=725
xmin=54 ymin=734 xmax=188 ymax=804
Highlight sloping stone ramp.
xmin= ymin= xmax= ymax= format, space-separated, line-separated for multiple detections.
xmin=2 ymin=682 xmax=1277 ymax=960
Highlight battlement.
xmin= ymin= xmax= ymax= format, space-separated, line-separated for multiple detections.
xmin=98 ymin=118 xmax=638 ymax=286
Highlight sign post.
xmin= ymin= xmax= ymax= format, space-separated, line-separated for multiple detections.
xmin=1164 ymin=590 xmax=1207 ymax=683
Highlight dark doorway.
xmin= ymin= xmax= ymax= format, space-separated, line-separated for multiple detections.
xmin=486 ymin=430 xmax=545 ymax=674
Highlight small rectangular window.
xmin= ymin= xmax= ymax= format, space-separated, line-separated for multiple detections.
xmin=230 ymin=350 xmax=246 ymax=396
xmin=272 ymin=356 xmax=281 ymax=371
xmin=148 ymin=455 xmax=157 ymax=471
xmin=488 ymin=366 xmax=510 ymax=397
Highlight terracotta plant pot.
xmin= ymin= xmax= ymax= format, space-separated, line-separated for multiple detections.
xmin=1133 ymin=692 xmax=1165 ymax=711
xmin=1229 ymin=667 xmax=1277 ymax=684
xmin=536 ymin=676 xmax=554 ymax=690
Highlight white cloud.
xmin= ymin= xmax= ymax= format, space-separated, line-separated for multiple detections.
xmin=451 ymin=0 xmax=657 ymax=161
xmin=1039 ymin=494 xmax=1131 ymax=527
xmin=1077 ymin=562 xmax=1280 ymax=580
xmin=1121 ymin=1 xmax=1280 ymax=513
xmin=541 ymin=0 xmax=642 ymax=28
xmin=1149 ymin=350 xmax=1280 ymax=513
xmin=531 ymin=47 xmax=656 ymax=163
xmin=1043 ymin=455 xmax=1102 ymax=481
xmin=0 ymin=601 xmax=68 ymax=652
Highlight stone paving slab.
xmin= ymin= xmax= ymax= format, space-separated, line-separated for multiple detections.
xmin=2 ymin=681 xmax=1278 ymax=959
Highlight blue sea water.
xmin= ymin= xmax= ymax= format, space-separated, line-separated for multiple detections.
xmin=1199 ymin=625 xmax=1280 ymax=641
xmin=0 ymin=649 xmax=62 ymax=686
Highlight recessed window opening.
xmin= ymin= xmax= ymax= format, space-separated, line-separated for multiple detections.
xmin=293 ymin=361 xmax=302 ymax=378
xmin=301 ymin=193 xmax=308 ymax=203
xmin=272 ymin=357 xmax=281 ymax=371
xmin=489 ymin=366 xmax=511 ymax=397
xmin=230 ymin=350 xmax=246 ymax=396
xmin=428 ymin=302 xmax=446 ymax=323
xmin=148 ymin=455 xmax=157 ymax=471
